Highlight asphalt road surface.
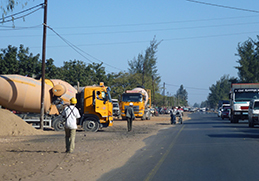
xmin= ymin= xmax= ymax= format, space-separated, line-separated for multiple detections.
xmin=98 ymin=112 xmax=259 ymax=181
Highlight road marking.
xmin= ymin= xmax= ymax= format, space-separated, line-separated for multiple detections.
xmin=144 ymin=125 xmax=185 ymax=181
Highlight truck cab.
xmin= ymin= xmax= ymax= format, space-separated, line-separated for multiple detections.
xmin=77 ymin=82 xmax=113 ymax=132
xmin=229 ymin=84 xmax=259 ymax=123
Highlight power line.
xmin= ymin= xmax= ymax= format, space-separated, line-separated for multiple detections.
xmin=0 ymin=3 xmax=44 ymax=21
xmin=46 ymin=25 xmax=124 ymax=72
xmin=0 ymin=24 xmax=42 ymax=30
xmin=0 ymin=3 xmax=44 ymax=23
xmin=2 ymin=20 xmax=259 ymax=35
xmin=187 ymin=0 xmax=259 ymax=14
xmin=0 ymin=6 xmax=43 ymax=23
xmin=45 ymin=15 xmax=259 ymax=29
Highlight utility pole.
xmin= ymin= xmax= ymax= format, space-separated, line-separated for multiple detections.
xmin=152 ymin=76 xmax=155 ymax=107
xmin=142 ymin=61 xmax=145 ymax=87
xmin=163 ymin=82 xmax=165 ymax=107
xmin=40 ymin=0 xmax=48 ymax=129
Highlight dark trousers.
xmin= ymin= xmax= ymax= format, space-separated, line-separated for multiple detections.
xmin=127 ymin=118 xmax=133 ymax=132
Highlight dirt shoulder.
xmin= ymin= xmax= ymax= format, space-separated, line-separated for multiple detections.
xmin=0 ymin=111 xmax=190 ymax=181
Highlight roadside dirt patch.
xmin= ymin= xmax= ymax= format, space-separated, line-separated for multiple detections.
xmin=0 ymin=109 xmax=46 ymax=136
xmin=0 ymin=110 xmax=190 ymax=181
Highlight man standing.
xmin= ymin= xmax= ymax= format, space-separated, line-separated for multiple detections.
xmin=125 ymin=102 xmax=135 ymax=132
xmin=62 ymin=97 xmax=81 ymax=153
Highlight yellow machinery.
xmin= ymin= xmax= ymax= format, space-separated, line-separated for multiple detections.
xmin=0 ymin=74 xmax=113 ymax=132
xmin=120 ymin=87 xmax=151 ymax=120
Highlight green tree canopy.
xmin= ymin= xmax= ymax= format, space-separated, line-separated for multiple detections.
xmin=128 ymin=36 xmax=161 ymax=87
xmin=175 ymin=85 xmax=188 ymax=107
xmin=0 ymin=45 xmax=41 ymax=77
xmin=207 ymin=75 xmax=232 ymax=109
xmin=235 ymin=36 xmax=259 ymax=83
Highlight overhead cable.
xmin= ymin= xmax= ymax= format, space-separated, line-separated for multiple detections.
xmin=0 ymin=3 xmax=44 ymax=23
xmin=46 ymin=24 xmax=124 ymax=72
xmin=187 ymin=0 xmax=259 ymax=14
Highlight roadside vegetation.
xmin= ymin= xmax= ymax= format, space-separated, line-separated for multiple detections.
xmin=0 ymin=38 xmax=188 ymax=108
xmin=201 ymin=36 xmax=259 ymax=109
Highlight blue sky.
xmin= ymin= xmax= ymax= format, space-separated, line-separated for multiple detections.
xmin=1 ymin=0 xmax=259 ymax=106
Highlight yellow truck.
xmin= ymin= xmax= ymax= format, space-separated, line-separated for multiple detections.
xmin=120 ymin=87 xmax=151 ymax=120
xmin=0 ymin=74 xmax=113 ymax=132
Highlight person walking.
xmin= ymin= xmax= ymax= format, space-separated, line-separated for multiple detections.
xmin=125 ymin=102 xmax=135 ymax=132
xmin=62 ymin=97 xmax=81 ymax=153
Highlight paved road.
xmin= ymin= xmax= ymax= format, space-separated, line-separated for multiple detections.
xmin=98 ymin=112 xmax=259 ymax=181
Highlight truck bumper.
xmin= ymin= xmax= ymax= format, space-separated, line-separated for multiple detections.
xmin=233 ymin=111 xmax=248 ymax=120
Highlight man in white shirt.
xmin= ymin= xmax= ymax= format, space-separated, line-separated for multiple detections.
xmin=62 ymin=97 xmax=81 ymax=153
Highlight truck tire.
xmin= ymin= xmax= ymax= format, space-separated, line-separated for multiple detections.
xmin=52 ymin=116 xmax=65 ymax=131
xmin=231 ymin=115 xmax=238 ymax=123
xmin=82 ymin=117 xmax=99 ymax=132
xmin=249 ymin=119 xmax=255 ymax=128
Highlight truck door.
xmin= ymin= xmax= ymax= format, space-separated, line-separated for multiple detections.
xmin=94 ymin=90 xmax=107 ymax=116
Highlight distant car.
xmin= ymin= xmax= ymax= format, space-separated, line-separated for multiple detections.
xmin=221 ymin=107 xmax=231 ymax=120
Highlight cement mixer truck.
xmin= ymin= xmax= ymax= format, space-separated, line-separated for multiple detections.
xmin=0 ymin=74 xmax=113 ymax=132
xmin=120 ymin=87 xmax=151 ymax=120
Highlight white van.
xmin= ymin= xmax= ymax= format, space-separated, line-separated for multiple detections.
xmin=248 ymin=99 xmax=259 ymax=127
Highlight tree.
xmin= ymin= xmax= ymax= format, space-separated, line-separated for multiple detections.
xmin=127 ymin=37 xmax=162 ymax=105
xmin=0 ymin=45 xmax=19 ymax=74
xmin=207 ymin=75 xmax=232 ymax=109
xmin=17 ymin=44 xmax=41 ymax=77
xmin=109 ymin=72 xmax=143 ymax=99
xmin=193 ymin=103 xmax=200 ymax=108
xmin=60 ymin=60 xmax=93 ymax=86
xmin=128 ymin=36 xmax=161 ymax=88
xmin=235 ymin=36 xmax=259 ymax=83
xmin=175 ymin=85 xmax=188 ymax=106
xmin=0 ymin=45 xmax=41 ymax=76
xmin=200 ymin=101 xmax=208 ymax=108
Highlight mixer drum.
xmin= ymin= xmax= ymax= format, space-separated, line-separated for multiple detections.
xmin=0 ymin=75 xmax=52 ymax=113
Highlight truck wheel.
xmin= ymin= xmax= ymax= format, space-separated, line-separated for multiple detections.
xmin=249 ymin=119 xmax=255 ymax=128
xmin=82 ymin=117 xmax=99 ymax=132
xmin=52 ymin=116 xmax=65 ymax=131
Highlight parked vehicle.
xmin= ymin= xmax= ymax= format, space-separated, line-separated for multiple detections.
xmin=221 ymin=107 xmax=231 ymax=120
xmin=218 ymin=104 xmax=230 ymax=117
xmin=248 ymin=99 xmax=259 ymax=127
xmin=229 ymin=83 xmax=259 ymax=123
xmin=0 ymin=74 xmax=113 ymax=132
xmin=120 ymin=87 xmax=151 ymax=120
xmin=112 ymin=99 xmax=120 ymax=118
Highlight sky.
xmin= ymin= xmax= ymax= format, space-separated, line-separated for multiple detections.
xmin=1 ymin=0 xmax=259 ymax=106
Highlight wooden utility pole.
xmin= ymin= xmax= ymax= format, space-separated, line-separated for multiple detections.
xmin=163 ymin=82 xmax=165 ymax=106
xmin=142 ymin=62 xmax=145 ymax=87
xmin=40 ymin=0 xmax=48 ymax=129
xmin=152 ymin=76 xmax=155 ymax=106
